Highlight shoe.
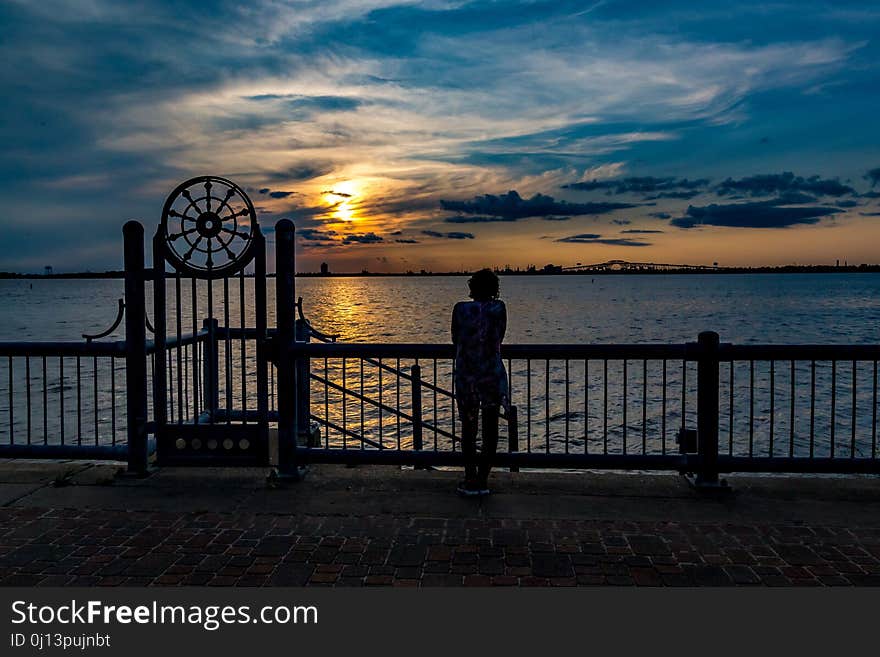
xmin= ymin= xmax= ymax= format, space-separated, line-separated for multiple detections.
xmin=456 ymin=479 xmax=483 ymax=497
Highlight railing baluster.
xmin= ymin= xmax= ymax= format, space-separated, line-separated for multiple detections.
xmin=411 ymin=363 xmax=423 ymax=452
xmin=545 ymin=359 xmax=550 ymax=454
xmin=42 ymin=356 xmax=48 ymax=444
xmin=749 ymin=360 xmax=754 ymax=457
xmin=790 ymin=360 xmax=795 ymax=458
xmin=92 ymin=356 xmax=98 ymax=445
xmin=224 ymin=277 xmax=232 ymax=422
xmin=642 ymin=359 xmax=647 ymax=454
xmin=873 ymin=359 xmax=878 ymax=460
xmin=433 ymin=359 xmax=438 ymax=451
xmin=360 ymin=358 xmax=365 ymax=448
xmin=603 ymin=359 xmax=608 ymax=455
xmin=661 ymin=359 xmax=667 ymax=455
xmin=58 ymin=356 xmax=64 ymax=445
xmin=810 ymin=360 xmax=816 ymax=458
xmin=769 ymin=359 xmax=775 ymax=457
xmin=26 ymin=357 xmax=31 ymax=445
xmin=342 ymin=357 xmax=347 ymax=450
xmin=110 ymin=357 xmax=116 ymax=444
xmin=526 ymin=358 xmax=531 ymax=452
xmin=7 ymin=356 xmax=12 ymax=445
xmin=379 ymin=358 xmax=383 ymax=449
xmin=396 ymin=357 xmax=401 ymax=450
xmin=831 ymin=360 xmax=837 ymax=457
xmin=564 ymin=359 xmax=570 ymax=454
xmin=851 ymin=360 xmax=857 ymax=458
xmin=76 ymin=357 xmax=82 ymax=445
xmin=729 ymin=362 xmax=734 ymax=456
xmin=622 ymin=358 xmax=628 ymax=455
xmin=584 ymin=359 xmax=589 ymax=455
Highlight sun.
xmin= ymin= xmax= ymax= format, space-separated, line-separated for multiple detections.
xmin=322 ymin=180 xmax=362 ymax=223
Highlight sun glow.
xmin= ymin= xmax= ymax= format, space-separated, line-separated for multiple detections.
xmin=322 ymin=180 xmax=362 ymax=222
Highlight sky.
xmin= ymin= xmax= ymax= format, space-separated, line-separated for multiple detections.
xmin=2 ymin=0 xmax=880 ymax=273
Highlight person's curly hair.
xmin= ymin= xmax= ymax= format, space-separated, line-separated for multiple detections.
xmin=467 ymin=268 xmax=500 ymax=301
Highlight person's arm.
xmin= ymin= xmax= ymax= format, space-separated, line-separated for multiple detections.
xmin=498 ymin=301 xmax=507 ymax=342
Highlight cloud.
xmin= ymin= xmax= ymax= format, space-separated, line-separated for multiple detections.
xmin=322 ymin=190 xmax=353 ymax=198
xmin=866 ymin=167 xmax=880 ymax=188
xmin=621 ymin=229 xmax=664 ymax=234
xmin=611 ymin=219 xmax=631 ymax=225
xmin=269 ymin=190 xmax=297 ymax=198
xmin=422 ymin=230 xmax=475 ymax=239
xmin=716 ymin=172 xmax=855 ymax=197
xmin=671 ymin=197 xmax=842 ymax=229
xmin=564 ymin=176 xmax=709 ymax=194
xmin=342 ymin=232 xmax=384 ymax=244
xmin=395 ymin=238 xmax=419 ymax=243
xmin=444 ymin=215 xmax=516 ymax=224
xmin=649 ymin=212 xmax=671 ymax=219
xmin=440 ymin=190 xmax=636 ymax=221
xmin=298 ymin=228 xmax=338 ymax=241
xmin=556 ymin=233 xmax=652 ymax=247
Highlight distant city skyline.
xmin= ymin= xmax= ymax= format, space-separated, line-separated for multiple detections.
xmin=2 ymin=1 xmax=880 ymax=273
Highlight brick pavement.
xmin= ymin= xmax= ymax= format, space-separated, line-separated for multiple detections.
xmin=2 ymin=506 xmax=880 ymax=587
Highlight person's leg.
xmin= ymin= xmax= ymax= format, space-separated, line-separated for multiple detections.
xmin=478 ymin=404 xmax=499 ymax=486
xmin=457 ymin=398 xmax=479 ymax=482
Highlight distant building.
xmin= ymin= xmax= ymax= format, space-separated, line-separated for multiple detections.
xmin=320 ymin=262 xmax=329 ymax=275
xmin=43 ymin=266 xmax=53 ymax=276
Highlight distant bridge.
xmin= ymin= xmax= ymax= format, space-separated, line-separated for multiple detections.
xmin=563 ymin=259 xmax=720 ymax=272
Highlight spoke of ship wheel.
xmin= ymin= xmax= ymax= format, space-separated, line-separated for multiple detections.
xmin=205 ymin=242 xmax=214 ymax=270
xmin=221 ymin=207 xmax=251 ymax=221
xmin=214 ymin=232 xmax=237 ymax=260
xmin=183 ymin=236 xmax=203 ymax=262
xmin=220 ymin=226 xmax=251 ymax=240
xmin=167 ymin=226 xmax=199 ymax=241
xmin=181 ymin=189 xmax=203 ymax=214
xmin=204 ymin=181 xmax=213 ymax=212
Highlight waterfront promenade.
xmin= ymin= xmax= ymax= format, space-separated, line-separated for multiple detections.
xmin=1 ymin=462 xmax=879 ymax=587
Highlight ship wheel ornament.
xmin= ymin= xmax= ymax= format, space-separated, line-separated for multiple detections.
xmin=160 ymin=176 xmax=258 ymax=278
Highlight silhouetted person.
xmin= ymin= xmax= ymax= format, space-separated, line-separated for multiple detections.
xmin=451 ymin=269 xmax=508 ymax=496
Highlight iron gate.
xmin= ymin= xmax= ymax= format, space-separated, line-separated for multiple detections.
xmin=150 ymin=176 xmax=271 ymax=466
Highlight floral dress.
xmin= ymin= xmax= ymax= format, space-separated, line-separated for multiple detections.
xmin=451 ymin=299 xmax=509 ymax=412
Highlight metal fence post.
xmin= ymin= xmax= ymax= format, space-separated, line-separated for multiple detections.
xmin=411 ymin=364 xmax=423 ymax=451
xmin=507 ymin=405 xmax=519 ymax=472
xmin=696 ymin=331 xmax=722 ymax=488
xmin=275 ymin=219 xmax=299 ymax=477
xmin=295 ymin=318 xmax=310 ymax=439
xmin=202 ymin=317 xmax=219 ymax=418
xmin=123 ymin=221 xmax=149 ymax=475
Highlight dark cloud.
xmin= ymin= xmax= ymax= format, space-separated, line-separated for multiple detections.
xmin=644 ymin=191 xmax=701 ymax=200
xmin=671 ymin=197 xmax=842 ymax=229
xmin=612 ymin=219 xmax=631 ymax=225
xmin=258 ymin=188 xmax=270 ymax=194
xmin=865 ymin=168 xmax=880 ymax=188
xmin=621 ymin=229 xmax=664 ymax=234
xmin=389 ymin=230 xmax=403 ymax=235
xmin=298 ymin=228 xmax=338 ymax=241
xmin=716 ymin=172 xmax=855 ymax=197
xmin=395 ymin=238 xmax=419 ymax=243
xmin=564 ymin=176 xmax=709 ymax=194
xmin=859 ymin=212 xmax=880 ymax=217
xmin=269 ymin=190 xmax=296 ymax=198
xmin=556 ymin=233 xmax=652 ymax=247
xmin=440 ymin=190 xmax=635 ymax=221
xmin=422 ymin=230 xmax=475 ymax=239
xmin=649 ymin=212 xmax=671 ymax=219
xmin=342 ymin=232 xmax=384 ymax=244
xmin=264 ymin=165 xmax=334 ymax=182
xmin=836 ymin=200 xmax=859 ymax=208
xmin=861 ymin=191 xmax=880 ymax=199
xmin=322 ymin=190 xmax=353 ymax=198
xmin=444 ymin=215 xmax=517 ymax=223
